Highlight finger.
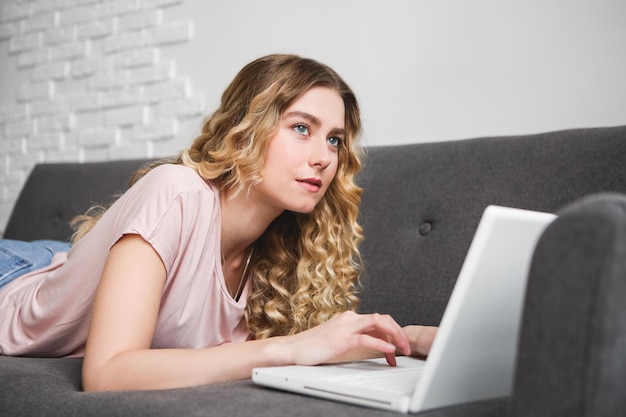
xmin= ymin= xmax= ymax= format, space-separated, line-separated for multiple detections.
xmin=355 ymin=314 xmax=411 ymax=356
xmin=385 ymin=351 xmax=397 ymax=367
xmin=349 ymin=333 xmax=397 ymax=356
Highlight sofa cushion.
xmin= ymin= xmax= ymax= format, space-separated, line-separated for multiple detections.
xmin=0 ymin=355 xmax=508 ymax=417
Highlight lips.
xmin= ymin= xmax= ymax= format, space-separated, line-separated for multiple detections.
xmin=296 ymin=178 xmax=322 ymax=191
xmin=299 ymin=178 xmax=321 ymax=187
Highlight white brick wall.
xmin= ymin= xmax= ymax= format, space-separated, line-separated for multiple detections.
xmin=0 ymin=0 xmax=203 ymax=234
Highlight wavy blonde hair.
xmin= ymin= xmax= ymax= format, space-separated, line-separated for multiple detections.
xmin=73 ymin=54 xmax=364 ymax=340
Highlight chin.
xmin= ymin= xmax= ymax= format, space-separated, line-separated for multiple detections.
xmin=288 ymin=202 xmax=319 ymax=214
xmin=290 ymin=206 xmax=316 ymax=215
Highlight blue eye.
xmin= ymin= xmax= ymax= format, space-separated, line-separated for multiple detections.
xmin=327 ymin=137 xmax=341 ymax=148
xmin=294 ymin=124 xmax=309 ymax=135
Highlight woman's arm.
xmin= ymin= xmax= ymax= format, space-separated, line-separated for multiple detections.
xmin=82 ymin=234 xmax=412 ymax=391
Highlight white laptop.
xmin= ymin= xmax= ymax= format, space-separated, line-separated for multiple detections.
xmin=252 ymin=205 xmax=556 ymax=413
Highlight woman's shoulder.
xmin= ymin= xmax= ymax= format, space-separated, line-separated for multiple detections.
xmin=135 ymin=164 xmax=216 ymax=195
xmin=116 ymin=164 xmax=219 ymax=214
xmin=145 ymin=163 xmax=201 ymax=181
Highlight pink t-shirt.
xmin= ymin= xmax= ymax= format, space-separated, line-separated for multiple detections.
xmin=0 ymin=164 xmax=250 ymax=357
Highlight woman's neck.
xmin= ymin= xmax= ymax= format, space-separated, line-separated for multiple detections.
xmin=219 ymin=187 xmax=281 ymax=260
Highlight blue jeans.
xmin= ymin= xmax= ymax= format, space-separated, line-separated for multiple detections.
xmin=0 ymin=239 xmax=72 ymax=291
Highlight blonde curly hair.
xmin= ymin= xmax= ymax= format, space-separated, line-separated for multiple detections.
xmin=73 ymin=54 xmax=364 ymax=340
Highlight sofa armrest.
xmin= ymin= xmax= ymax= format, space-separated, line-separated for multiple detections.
xmin=511 ymin=193 xmax=626 ymax=417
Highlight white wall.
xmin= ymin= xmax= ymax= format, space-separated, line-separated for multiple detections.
xmin=1 ymin=0 xmax=625 ymax=233
xmin=161 ymin=0 xmax=626 ymax=145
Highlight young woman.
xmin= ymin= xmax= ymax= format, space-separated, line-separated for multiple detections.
xmin=0 ymin=54 xmax=436 ymax=391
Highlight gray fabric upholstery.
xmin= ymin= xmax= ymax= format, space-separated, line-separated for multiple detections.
xmin=0 ymin=356 xmax=507 ymax=417
xmin=2 ymin=125 xmax=626 ymax=416
xmin=357 ymin=125 xmax=626 ymax=326
xmin=511 ymin=193 xmax=626 ymax=417
xmin=3 ymin=159 xmax=149 ymax=242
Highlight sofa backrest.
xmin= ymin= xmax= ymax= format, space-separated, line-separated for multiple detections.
xmin=3 ymin=159 xmax=148 ymax=242
xmin=4 ymin=125 xmax=626 ymax=326
xmin=356 ymin=125 xmax=626 ymax=326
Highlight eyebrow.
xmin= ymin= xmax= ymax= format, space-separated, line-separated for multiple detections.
xmin=283 ymin=111 xmax=345 ymax=136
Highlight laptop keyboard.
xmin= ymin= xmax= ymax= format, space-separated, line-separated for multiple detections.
xmin=322 ymin=367 xmax=422 ymax=395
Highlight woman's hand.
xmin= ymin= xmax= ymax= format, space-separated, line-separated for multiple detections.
xmin=402 ymin=325 xmax=438 ymax=358
xmin=278 ymin=311 xmax=412 ymax=367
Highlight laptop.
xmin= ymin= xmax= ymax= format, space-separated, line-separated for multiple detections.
xmin=252 ymin=205 xmax=556 ymax=413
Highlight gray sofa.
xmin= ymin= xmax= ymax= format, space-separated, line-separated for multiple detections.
xmin=2 ymin=125 xmax=626 ymax=417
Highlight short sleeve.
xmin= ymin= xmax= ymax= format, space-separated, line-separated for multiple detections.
xmin=104 ymin=164 xmax=220 ymax=274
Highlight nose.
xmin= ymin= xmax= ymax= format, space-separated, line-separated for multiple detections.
xmin=309 ymin=137 xmax=331 ymax=169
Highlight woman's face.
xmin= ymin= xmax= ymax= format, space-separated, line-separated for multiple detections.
xmin=257 ymin=86 xmax=345 ymax=214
